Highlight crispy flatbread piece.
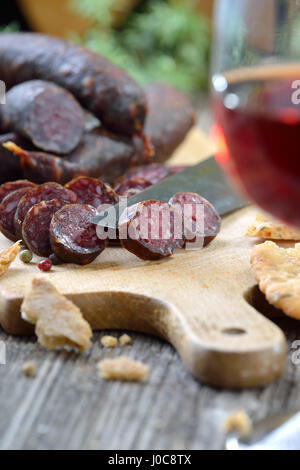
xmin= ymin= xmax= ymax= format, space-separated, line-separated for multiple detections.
xmin=21 ymin=278 xmax=92 ymax=351
xmin=246 ymin=214 xmax=300 ymax=240
xmin=251 ymin=241 xmax=300 ymax=319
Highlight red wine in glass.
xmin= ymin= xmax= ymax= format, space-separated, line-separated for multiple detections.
xmin=212 ymin=64 xmax=300 ymax=228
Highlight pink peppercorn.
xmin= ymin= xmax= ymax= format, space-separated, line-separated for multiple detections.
xmin=38 ymin=259 xmax=52 ymax=272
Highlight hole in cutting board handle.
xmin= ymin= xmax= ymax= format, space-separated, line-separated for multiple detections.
xmin=222 ymin=327 xmax=247 ymax=336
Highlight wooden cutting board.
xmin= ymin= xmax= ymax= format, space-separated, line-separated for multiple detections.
xmin=0 ymin=128 xmax=287 ymax=389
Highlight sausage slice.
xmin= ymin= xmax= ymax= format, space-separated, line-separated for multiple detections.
xmin=119 ymin=200 xmax=184 ymax=261
xmin=0 ymin=187 xmax=33 ymax=241
xmin=169 ymin=192 xmax=221 ymax=247
xmin=0 ymin=179 xmax=36 ymax=204
xmin=50 ymin=204 xmax=106 ymax=265
xmin=14 ymin=182 xmax=77 ymax=239
xmin=65 ymin=176 xmax=118 ymax=208
xmin=0 ymin=80 xmax=85 ymax=154
xmin=22 ymin=199 xmax=69 ymax=257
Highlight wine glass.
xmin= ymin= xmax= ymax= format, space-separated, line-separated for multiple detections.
xmin=211 ymin=0 xmax=300 ymax=227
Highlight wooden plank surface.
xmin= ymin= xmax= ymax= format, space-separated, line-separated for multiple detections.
xmin=0 ymin=204 xmax=288 ymax=389
xmin=0 ymin=104 xmax=299 ymax=450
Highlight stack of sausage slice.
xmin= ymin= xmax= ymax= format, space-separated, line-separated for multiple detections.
xmin=0 ymin=177 xmax=116 ymax=264
xmin=0 ymin=173 xmax=221 ymax=265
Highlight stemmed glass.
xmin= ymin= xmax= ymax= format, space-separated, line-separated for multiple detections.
xmin=211 ymin=0 xmax=300 ymax=227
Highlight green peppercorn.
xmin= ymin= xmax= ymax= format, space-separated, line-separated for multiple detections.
xmin=19 ymin=249 xmax=33 ymax=264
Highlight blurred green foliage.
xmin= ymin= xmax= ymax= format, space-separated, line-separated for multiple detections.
xmin=70 ymin=0 xmax=210 ymax=92
xmin=0 ymin=21 xmax=20 ymax=33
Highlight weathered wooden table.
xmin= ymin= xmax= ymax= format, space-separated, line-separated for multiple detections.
xmin=0 ymin=99 xmax=299 ymax=450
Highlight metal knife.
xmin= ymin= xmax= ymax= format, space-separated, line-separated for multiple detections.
xmin=91 ymin=156 xmax=248 ymax=228
xmin=226 ymin=410 xmax=300 ymax=450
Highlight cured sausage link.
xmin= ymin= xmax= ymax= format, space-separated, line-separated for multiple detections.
xmin=4 ymin=142 xmax=87 ymax=185
xmin=0 ymin=80 xmax=85 ymax=154
xmin=113 ymin=165 xmax=190 ymax=195
xmin=0 ymin=133 xmax=30 ymax=183
xmin=144 ymin=83 xmax=195 ymax=162
xmin=0 ymin=33 xmax=147 ymax=136
xmin=3 ymin=130 xmax=153 ymax=184
xmin=114 ymin=163 xmax=170 ymax=189
xmin=114 ymin=177 xmax=152 ymax=197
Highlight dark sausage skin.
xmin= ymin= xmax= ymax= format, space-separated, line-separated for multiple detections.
xmin=0 ymin=187 xmax=33 ymax=241
xmin=14 ymin=182 xmax=77 ymax=239
xmin=119 ymin=200 xmax=185 ymax=261
xmin=0 ymin=133 xmax=31 ymax=183
xmin=114 ymin=177 xmax=152 ymax=197
xmin=4 ymin=141 xmax=87 ymax=185
xmin=0 ymin=33 xmax=147 ymax=136
xmin=114 ymin=163 xmax=170 ymax=188
xmin=4 ymin=130 xmax=153 ymax=184
xmin=22 ymin=199 xmax=68 ymax=257
xmin=113 ymin=164 xmax=190 ymax=198
xmin=168 ymin=192 xmax=221 ymax=247
xmin=0 ymin=80 xmax=85 ymax=154
xmin=144 ymin=83 xmax=195 ymax=162
xmin=80 ymin=129 xmax=154 ymax=183
xmin=50 ymin=204 xmax=106 ymax=265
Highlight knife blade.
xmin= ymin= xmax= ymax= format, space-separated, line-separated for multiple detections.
xmin=91 ymin=156 xmax=248 ymax=228
xmin=226 ymin=410 xmax=300 ymax=450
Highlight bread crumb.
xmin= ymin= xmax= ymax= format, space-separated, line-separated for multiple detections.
xmin=21 ymin=278 xmax=92 ymax=352
xmin=101 ymin=335 xmax=118 ymax=348
xmin=223 ymin=410 xmax=253 ymax=438
xmin=119 ymin=333 xmax=132 ymax=346
xmin=22 ymin=361 xmax=36 ymax=377
xmin=98 ymin=356 xmax=149 ymax=382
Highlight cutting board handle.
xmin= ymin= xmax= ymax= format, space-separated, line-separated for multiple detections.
xmin=72 ymin=287 xmax=287 ymax=389
xmin=169 ymin=294 xmax=287 ymax=388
